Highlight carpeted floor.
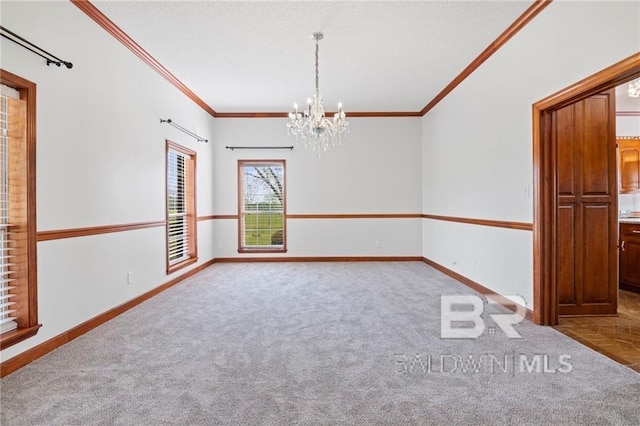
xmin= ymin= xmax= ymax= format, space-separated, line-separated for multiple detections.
xmin=1 ymin=262 xmax=639 ymax=425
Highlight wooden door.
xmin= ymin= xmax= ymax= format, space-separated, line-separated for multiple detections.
xmin=555 ymin=89 xmax=618 ymax=316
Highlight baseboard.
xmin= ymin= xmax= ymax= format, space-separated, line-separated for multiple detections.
xmin=213 ymin=256 xmax=423 ymax=263
xmin=422 ymin=257 xmax=534 ymax=321
xmin=0 ymin=258 xmax=216 ymax=378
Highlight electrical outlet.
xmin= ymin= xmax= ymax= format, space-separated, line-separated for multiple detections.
xmin=127 ymin=271 xmax=134 ymax=285
xmin=217 ymin=242 xmax=222 ymax=249
xmin=375 ymin=240 xmax=381 ymax=248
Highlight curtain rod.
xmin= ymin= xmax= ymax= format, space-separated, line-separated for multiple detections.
xmin=160 ymin=119 xmax=208 ymax=143
xmin=226 ymin=146 xmax=294 ymax=151
xmin=1 ymin=26 xmax=73 ymax=68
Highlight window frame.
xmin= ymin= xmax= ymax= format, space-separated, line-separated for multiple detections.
xmin=0 ymin=69 xmax=40 ymax=350
xmin=237 ymin=160 xmax=287 ymax=253
xmin=165 ymin=140 xmax=197 ymax=274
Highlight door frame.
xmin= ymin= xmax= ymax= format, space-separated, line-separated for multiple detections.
xmin=533 ymin=52 xmax=640 ymax=326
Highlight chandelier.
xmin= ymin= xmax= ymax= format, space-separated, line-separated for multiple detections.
xmin=287 ymin=32 xmax=348 ymax=154
xmin=629 ymin=79 xmax=640 ymax=98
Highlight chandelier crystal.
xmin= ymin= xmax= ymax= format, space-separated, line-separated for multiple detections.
xmin=629 ymin=79 xmax=640 ymax=97
xmin=287 ymin=32 xmax=348 ymax=154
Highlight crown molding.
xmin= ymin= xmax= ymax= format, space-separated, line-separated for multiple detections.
xmin=73 ymin=0 xmax=551 ymax=119
xmin=213 ymin=111 xmax=422 ymax=118
xmin=70 ymin=0 xmax=217 ymax=118
xmin=419 ymin=0 xmax=553 ymax=116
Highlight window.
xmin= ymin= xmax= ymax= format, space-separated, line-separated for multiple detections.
xmin=238 ymin=160 xmax=286 ymax=252
xmin=0 ymin=70 xmax=40 ymax=350
xmin=166 ymin=141 xmax=197 ymax=273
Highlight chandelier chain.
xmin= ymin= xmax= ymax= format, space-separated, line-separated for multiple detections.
xmin=315 ymin=38 xmax=320 ymax=97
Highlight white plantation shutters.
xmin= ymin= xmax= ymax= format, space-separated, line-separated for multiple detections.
xmin=168 ymin=150 xmax=188 ymax=263
xmin=0 ymin=92 xmax=22 ymax=334
xmin=166 ymin=141 xmax=197 ymax=272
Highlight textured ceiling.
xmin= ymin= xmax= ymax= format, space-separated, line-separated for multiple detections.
xmin=92 ymin=1 xmax=533 ymax=113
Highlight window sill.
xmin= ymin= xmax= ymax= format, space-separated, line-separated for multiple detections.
xmin=0 ymin=324 xmax=42 ymax=350
xmin=167 ymin=257 xmax=198 ymax=275
xmin=238 ymin=248 xmax=288 ymax=254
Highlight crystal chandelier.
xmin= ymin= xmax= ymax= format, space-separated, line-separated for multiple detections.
xmin=287 ymin=32 xmax=348 ymax=154
xmin=629 ymin=79 xmax=640 ymax=98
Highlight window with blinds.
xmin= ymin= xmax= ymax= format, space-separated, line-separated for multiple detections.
xmin=0 ymin=93 xmax=17 ymax=334
xmin=0 ymin=72 xmax=40 ymax=350
xmin=238 ymin=160 xmax=286 ymax=252
xmin=166 ymin=141 xmax=197 ymax=273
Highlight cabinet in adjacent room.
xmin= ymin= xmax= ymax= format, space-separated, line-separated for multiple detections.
xmin=618 ymin=137 xmax=640 ymax=194
xmin=620 ymin=222 xmax=640 ymax=293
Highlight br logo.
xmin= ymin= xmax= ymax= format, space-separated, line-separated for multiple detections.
xmin=440 ymin=295 xmax=527 ymax=339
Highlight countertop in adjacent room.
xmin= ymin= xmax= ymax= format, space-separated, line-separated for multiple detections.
xmin=619 ymin=218 xmax=640 ymax=224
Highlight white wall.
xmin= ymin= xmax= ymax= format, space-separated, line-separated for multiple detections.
xmin=422 ymin=1 xmax=640 ymax=309
xmin=1 ymin=2 xmax=216 ymax=361
xmin=620 ymin=194 xmax=640 ymax=213
xmin=211 ymin=117 xmax=423 ymax=257
xmin=617 ymin=116 xmax=640 ymax=137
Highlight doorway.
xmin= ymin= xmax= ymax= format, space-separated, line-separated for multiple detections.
xmin=533 ymin=52 xmax=640 ymax=326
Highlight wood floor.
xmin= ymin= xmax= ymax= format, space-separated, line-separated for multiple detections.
xmin=554 ymin=289 xmax=640 ymax=373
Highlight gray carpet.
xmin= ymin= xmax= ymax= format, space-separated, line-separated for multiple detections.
xmin=1 ymin=262 xmax=639 ymax=425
